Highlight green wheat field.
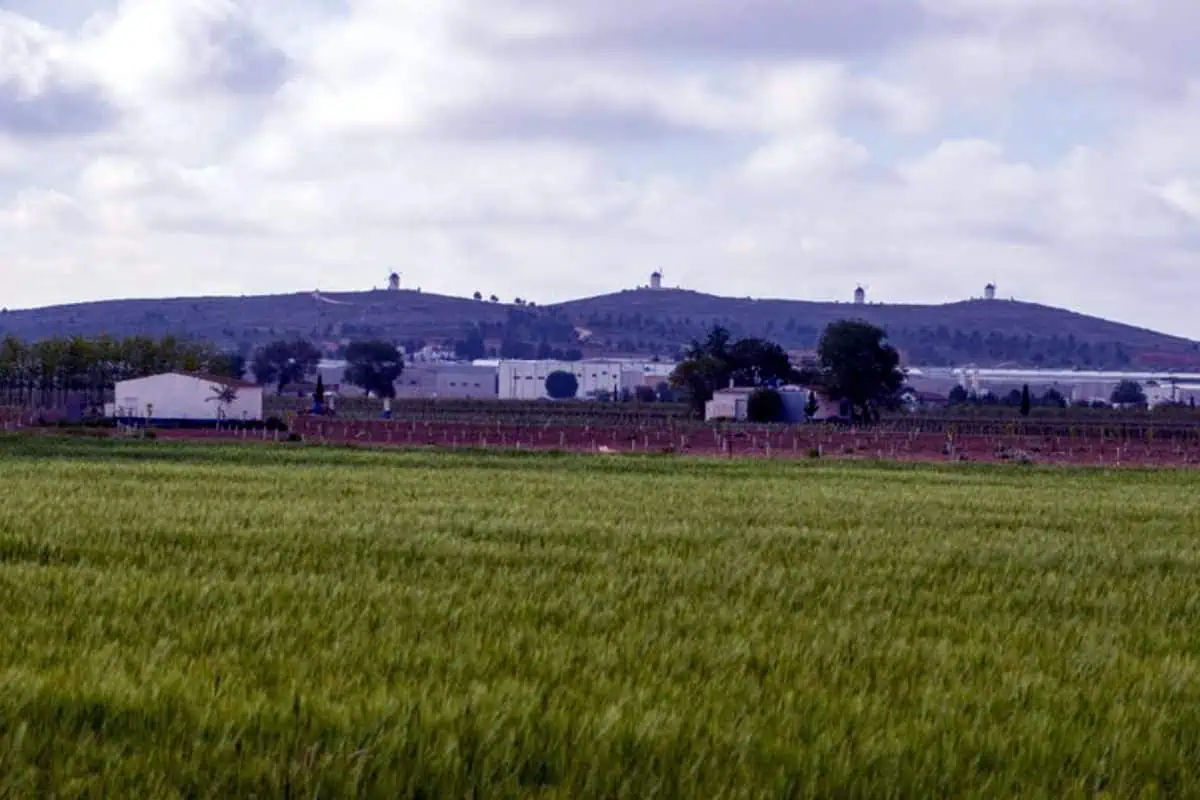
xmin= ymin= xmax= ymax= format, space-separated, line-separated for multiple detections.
xmin=1 ymin=436 xmax=1199 ymax=797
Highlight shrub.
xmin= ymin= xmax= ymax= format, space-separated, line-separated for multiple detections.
xmin=545 ymin=371 xmax=580 ymax=400
xmin=747 ymin=389 xmax=785 ymax=424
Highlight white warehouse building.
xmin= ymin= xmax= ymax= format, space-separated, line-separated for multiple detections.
xmin=110 ymin=373 xmax=264 ymax=422
xmin=499 ymin=360 xmax=627 ymax=400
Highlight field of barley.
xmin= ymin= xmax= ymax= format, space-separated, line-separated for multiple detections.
xmin=1 ymin=436 xmax=1199 ymax=797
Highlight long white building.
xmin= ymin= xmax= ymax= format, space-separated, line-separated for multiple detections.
xmin=499 ymin=360 xmax=626 ymax=400
xmin=110 ymin=373 xmax=264 ymax=421
xmin=908 ymin=367 xmax=1200 ymax=405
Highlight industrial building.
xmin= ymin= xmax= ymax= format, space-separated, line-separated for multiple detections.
xmin=396 ymin=364 xmax=498 ymax=399
xmin=499 ymin=360 xmax=626 ymax=400
xmin=907 ymin=367 xmax=1200 ymax=406
xmin=109 ymin=373 xmax=263 ymax=422
xmin=305 ymin=358 xmax=675 ymax=402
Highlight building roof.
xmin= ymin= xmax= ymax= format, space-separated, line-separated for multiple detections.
xmin=181 ymin=372 xmax=260 ymax=389
xmin=117 ymin=371 xmax=259 ymax=390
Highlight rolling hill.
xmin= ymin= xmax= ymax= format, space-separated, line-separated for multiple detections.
xmin=1 ymin=287 xmax=1197 ymax=370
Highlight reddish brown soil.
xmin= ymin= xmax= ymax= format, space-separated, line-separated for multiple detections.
xmin=277 ymin=418 xmax=1200 ymax=469
xmin=7 ymin=409 xmax=1200 ymax=469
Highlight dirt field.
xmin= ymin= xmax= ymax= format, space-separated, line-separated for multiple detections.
xmin=277 ymin=418 xmax=1200 ymax=467
xmin=8 ymin=405 xmax=1200 ymax=467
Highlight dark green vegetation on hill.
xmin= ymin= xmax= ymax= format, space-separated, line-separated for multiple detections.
xmin=2 ymin=287 xmax=1197 ymax=369
xmin=2 ymin=437 xmax=1200 ymax=796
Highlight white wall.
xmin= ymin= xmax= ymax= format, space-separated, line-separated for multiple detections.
xmin=395 ymin=365 xmax=499 ymax=399
xmin=706 ymin=393 xmax=748 ymax=421
xmin=499 ymin=361 xmax=624 ymax=400
xmin=707 ymin=388 xmax=843 ymax=423
xmin=113 ymin=373 xmax=264 ymax=421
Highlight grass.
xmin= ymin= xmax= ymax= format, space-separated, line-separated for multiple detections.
xmin=1 ymin=436 xmax=1199 ymax=797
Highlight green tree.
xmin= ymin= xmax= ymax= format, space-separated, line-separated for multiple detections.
xmin=0 ymin=335 xmax=29 ymax=404
xmin=747 ymin=389 xmax=785 ymax=423
xmin=208 ymin=351 xmax=247 ymax=382
xmin=948 ymin=385 xmax=970 ymax=405
xmin=206 ymin=384 xmax=239 ymax=420
xmin=1042 ymin=388 xmax=1068 ymax=409
xmin=804 ymin=391 xmax=820 ymax=420
xmin=669 ymin=354 xmax=728 ymax=415
xmin=454 ymin=328 xmax=487 ymax=361
xmin=728 ymin=338 xmax=796 ymax=386
xmin=817 ymin=321 xmax=904 ymax=423
xmin=344 ymin=340 xmax=404 ymax=399
xmin=313 ymin=374 xmax=326 ymax=413
xmin=545 ymin=371 xmax=579 ymax=400
xmin=670 ymin=326 xmax=799 ymax=416
xmin=253 ymin=340 xmax=321 ymax=394
xmin=634 ymin=385 xmax=657 ymax=403
xmin=1020 ymin=384 xmax=1031 ymax=417
xmin=1111 ymin=380 xmax=1146 ymax=406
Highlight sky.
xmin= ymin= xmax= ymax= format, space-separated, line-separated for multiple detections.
xmin=1 ymin=1 xmax=1199 ymax=338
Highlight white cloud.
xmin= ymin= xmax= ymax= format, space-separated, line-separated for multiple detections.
xmin=0 ymin=0 xmax=1199 ymax=339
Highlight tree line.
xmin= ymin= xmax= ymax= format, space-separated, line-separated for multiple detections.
xmin=0 ymin=335 xmax=243 ymax=407
xmin=251 ymin=338 xmax=404 ymax=399
xmin=0 ymin=334 xmax=408 ymax=408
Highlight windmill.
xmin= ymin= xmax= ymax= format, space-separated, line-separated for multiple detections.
xmin=854 ymin=284 xmax=870 ymax=305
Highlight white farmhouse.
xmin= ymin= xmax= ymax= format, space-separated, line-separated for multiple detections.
xmin=111 ymin=373 xmax=264 ymax=422
xmin=705 ymin=387 xmax=845 ymax=423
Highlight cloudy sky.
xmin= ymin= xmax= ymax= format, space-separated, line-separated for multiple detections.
xmin=2 ymin=1 xmax=1199 ymax=337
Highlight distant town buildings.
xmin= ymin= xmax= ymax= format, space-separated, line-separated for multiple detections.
xmin=305 ymin=357 xmax=676 ymax=402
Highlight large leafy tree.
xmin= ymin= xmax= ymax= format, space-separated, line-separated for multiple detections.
xmin=210 ymin=351 xmax=248 ymax=382
xmin=817 ymin=321 xmax=904 ymax=423
xmin=545 ymin=371 xmax=579 ymax=400
xmin=454 ymin=327 xmax=487 ymax=361
xmin=670 ymin=326 xmax=800 ymax=415
xmin=728 ymin=338 xmax=796 ymax=386
xmin=747 ymin=389 xmax=785 ymax=423
xmin=1110 ymin=380 xmax=1146 ymax=406
xmin=252 ymin=340 xmax=321 ymax=394
xmin=344 ymin=340 xmax=404 ymax=399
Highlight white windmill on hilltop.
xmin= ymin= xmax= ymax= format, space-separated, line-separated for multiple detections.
xmin=854 ymin=284 xmax=869 ymax=305
xmin=387 ymin=272 xmax=401 ymax=291
xmin=649 ymin=270 xmax=664 ymax=290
